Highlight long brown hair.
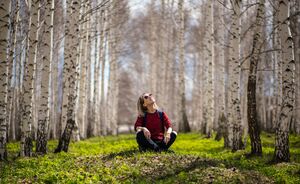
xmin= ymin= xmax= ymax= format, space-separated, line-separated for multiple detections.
xmin=137 ymin=93 xmax=159 ymax=117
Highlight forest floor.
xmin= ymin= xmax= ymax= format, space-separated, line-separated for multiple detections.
xmin=1 ymin=133 xmax=300 ymax=184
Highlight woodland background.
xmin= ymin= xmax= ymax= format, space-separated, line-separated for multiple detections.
xmin=0 ymin=0 xmax=299 ymax=163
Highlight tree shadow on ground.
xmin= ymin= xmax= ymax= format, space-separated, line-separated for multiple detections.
xmin=101 ymin=149 xmax=139 ymax=161
xmin=138 ymin=156 xmax=275 ymax=183
xmin=145 ymin=157 xmax=219 ymax=181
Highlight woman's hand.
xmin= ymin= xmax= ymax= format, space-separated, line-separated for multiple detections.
xmin=164 ymin=133 xmax=171 ymax=144
xmin=143 ymin=127 xmax=151 ymax=139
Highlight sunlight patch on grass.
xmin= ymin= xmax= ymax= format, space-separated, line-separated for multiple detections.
xmin=1 ymin=133 xmax=300 ymax=183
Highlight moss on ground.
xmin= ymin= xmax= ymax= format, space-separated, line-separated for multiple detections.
xmin=0 ymin=133 xmax=299 ymax=183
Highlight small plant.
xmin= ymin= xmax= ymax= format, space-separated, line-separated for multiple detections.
xmin=1 ymin=133 xmax=299 ymax=183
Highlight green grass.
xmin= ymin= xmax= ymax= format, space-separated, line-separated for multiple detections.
xmin=1 ymin=133 xmax=300 ymax=183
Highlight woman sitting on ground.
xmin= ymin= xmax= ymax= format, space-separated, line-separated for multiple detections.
xmin=134 ymin=93 xmax=177 ymax=152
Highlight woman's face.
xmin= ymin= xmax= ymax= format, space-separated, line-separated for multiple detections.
xmin=143 ymin=93 xmax=155 ymax=107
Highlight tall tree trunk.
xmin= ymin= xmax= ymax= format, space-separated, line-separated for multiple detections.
xmin=160 ymin=0 xmax=167 ymax=110
xmin=216 ymin=0 xmax=227 ymax=141
xmin=274 ymin=0 xmax=295 ymax=162
xmin=55 ymin=0 xmax=80 ymax=152
xmin=247 ymin=0 xmax=265 ymax=156
xmin=36 ymin=0 xmax=53 ymax=154
xmin=61 ymin=0 xmax=73 ymax=138
xmin=0 ymin=0 xmax=10 ymax=160
xmin=290 ymin=0 xmax=300 ymax=134
xmin=100 ymin=3 xmax=107 ymax=136
xmin=51 ymin=0 xmax=65 ymax=139
xmin=77 ymin=0 xmax=88 ymax=139
xmin=273 ymin=10 xmax=283 ymax=133
xmin=93 ymin=1 xmax=100 ymax=136
xmin=12 ymin=0 xmax=22 ymax=141
xmin=201 ymin=3 xmax=209 ymax=135
xmin=6 ymin=0 xmax=18 ymax=143
xmin=96 ymin=5 xmax=104 ymax=137
xmin=110 ymin=0 xmax=119 ymax=136
xmin=205 ymin=0 xmax=214 ymax=137
xmin=106 ymin=0 xmax=113 ymax=134
xmin=20 ymin=0 xmax=38 ymax=157
xmin=229 ymin=0 xmax=243 ymax=151
xmin=178 ymin=0 xmax=190 ymax=132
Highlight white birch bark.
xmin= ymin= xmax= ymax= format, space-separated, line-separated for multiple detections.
xmin=97 ymin=6 xmax=104 ymax=136
xmin=11 ymin=1 xmax=22 ymax=141
xmin=290 ymin=0 xmax=300 ymax=134
xmin=274 ymin=0 xmax=295 ymax=162
xmin=199 ymin=2 xmax=210 ymax=134
xmin=0 ymin=0 xmax=10 ymax=160
xmin=100 ymin=4 xmax=108 ymax=136
xmin=112 ymin=0 xmax=122 ymax=135
xmin=55 ymin=0 xmax=80 ymax=152
xmin=177 ymin=0 xmax=190 ymax=132
xmin=215 ymin=0 xmax=227 ymax=141
xmin=77 ymin=0 xmax=88 ymax=138
xmin=20 ymin=0 xmax=39 ymax=157
xmin=36 ymin=0 xmax=53 ymax=154
xmin=94 ymin=2 xmax=101 ymax=136
xmin=149 ymin=0 xmax=157 ymax=95
xmin=160 ymin=0 xmax=167 ymax=110
xmin=61 ymin=0 xmax=72 ymax=138
xmin=6 ymin=0 xmax=18 ymax=142
xmin=106 ymin=0 xmax=113 ymax=134
xmin=90 ymin=0 xmax=98 ymax=136
xmin=50 ymin=0 xmax=65 ymax=139
xmin=271 ymin=5 xmax=283 ymax=132
xmin=206 ymin=0 xmax=214 ymax=137
xmin=228 ymin=0 xmax=243 ymax=151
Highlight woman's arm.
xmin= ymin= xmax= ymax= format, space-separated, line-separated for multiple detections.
xmin=136 ymin=126 xmax=151 ymax=139
xmin=136 ymin=126 xmax=148 ymax=132
xmin=166 ymin=127 xmax=172 ymax=134
xmin=134 ymin=116 xmax=143 ymax=131
xmin=134 ymin=116 xmax=151 ymax=139
xmin=162 ymin=112 xmax=172 ymax=134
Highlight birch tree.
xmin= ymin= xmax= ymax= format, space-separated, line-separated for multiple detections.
xmin=290 ymin=0 xmax=300 ymax=134
xmin=109 ymin=0 xmax=120 ymax=135
xmin=6 ymin=0 xmax=18 ymax=142
xmin=247 ymin=0 xmax=265 ymax=156
xmin=93 ymin=1 xmax=100 ymax=136
xmin=20 ymin=0 xmax=39 ymax=157
xmin=61 ymin=0 xmax=72 ymax=138
xmin=36 ymin=0 xmax=53 ymax=154
xmin=100 ymin=4 xmax=108 ymax=136
xmin=149 ymin=0 xmax=157 ymax=96
xmin=205 ymin=0 xmax=214 ymax=137
xmin=77 ymin=0 xmax=88 ymax=138
xmin=11 ymin=0 xmax=22 ymax=141
xmin=50 ymin=0 xmax=65 ymax=139
xmin=55 ymin=0 xmax=80 ymax=152
xmin=0 ymin=0 xmax=10 ymax=161
xmin=228 ymin=0 xmax=243 ymax=151
xmin=272 ymin=7 xmax=283 ymax=134
xmin=274 ymin=0 xmax=295 ymax=162
xmin=215 ymin=0 xmax=227 ymax=141
xmin=178 ymin=0 xmax=190 ymax=132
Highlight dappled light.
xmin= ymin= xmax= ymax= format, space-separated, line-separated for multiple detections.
xmin=0 ymin=0 xmax=299 ymax=183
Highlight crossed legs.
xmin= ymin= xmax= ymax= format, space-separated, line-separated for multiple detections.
xmin=136 ymin=131 xmax=177 ymax=152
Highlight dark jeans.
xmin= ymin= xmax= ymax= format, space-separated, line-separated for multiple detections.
xmin=136 ymin=131 xmax=177 ymax=152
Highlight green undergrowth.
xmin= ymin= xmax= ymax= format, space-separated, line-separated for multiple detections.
xmin=1 ymin=133 xmax=300 ymax=183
